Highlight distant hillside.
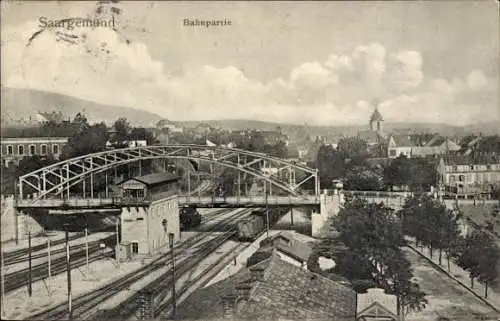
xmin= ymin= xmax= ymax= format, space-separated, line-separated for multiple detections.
xmin=1 ymin=87 xmax=163 ymax=127
xmin=179 ymin=119 xmax=498 ymax=140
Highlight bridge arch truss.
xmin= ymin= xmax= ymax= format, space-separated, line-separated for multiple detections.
xmin=18 ymin=144 xmax=320 ymax=202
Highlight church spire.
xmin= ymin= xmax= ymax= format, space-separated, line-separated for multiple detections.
xmin=369 ymin=101 xmax=384 ymax=132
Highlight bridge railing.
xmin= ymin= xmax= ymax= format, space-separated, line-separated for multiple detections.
xmin=177 ymin=194 xmax=319 ymax=205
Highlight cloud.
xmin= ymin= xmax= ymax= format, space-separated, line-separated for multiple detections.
xmin=467 ymin=70 xmax=489 ymax=91
xmin=1 ymin=14 xmax=497 ymax=126
xmin=290 ymin=62 xmax=333 ymax=89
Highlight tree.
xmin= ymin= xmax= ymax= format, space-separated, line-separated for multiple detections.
xmin=385 ymin=156 xmax=438 ymax=192
xmin=398 ymin=194 xmax=462 ymax=265
xmin=62 ymin=122 xmax=109 ymax=159
xmin=111 ymin=117 xmax=130 ymax=144
xmin=344 ymin=165 xmax=385 ymax=191
xmin=456 ymin=230 xmax=500 ymax=295
xmin=337 ymin=136 xmax=369 ymax=165
xmin=315 ymin=145 xmax=346 ymax=188
xmin=129 ymin=127 xmax=157 ymax=145
xmin=322 ymin=198 xmax=427 ymax=317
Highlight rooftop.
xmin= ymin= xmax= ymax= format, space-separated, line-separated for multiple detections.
xmin=174 ymin=253 xmax=356 ymax=320
xmin=388 ymin=134 xmax=419 ymax=147
xmin=118 ymin=172 xmax=180 ymax=186
xmin=442 ymin=154 xmax=500 ymax=166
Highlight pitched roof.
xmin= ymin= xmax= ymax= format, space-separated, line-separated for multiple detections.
xmin=358 ymin=130 xmax=385 ymax=144
xmin=269 ymin=232 xmax=313 ymax=263
xmin=370 ymin=108 xmax=384 ymax=122
xmin=442 ymin=154 xmax=500 ymax=166
xmin=425 ymin=135 xmax=447 ymax=147
xmin=120 ymin=172 xmax=179 ymax=186
xmin=174 ymin=253 xmax=356 ymax=320
xmin=389 ymin=134 xmax=419 ymax=147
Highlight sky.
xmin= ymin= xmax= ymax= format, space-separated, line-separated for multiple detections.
xmin=1 ymin=0 xmax=499 ymax=126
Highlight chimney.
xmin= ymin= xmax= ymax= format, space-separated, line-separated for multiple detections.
xmin=235 ymin=282 xmax=253 ymax=299
xmin=249 ymin=266 xmax=266 ymax=282
xmin=221 ymin=295 xmax=237 ymax=319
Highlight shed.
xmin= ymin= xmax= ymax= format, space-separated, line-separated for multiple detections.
xmin=118 ymin=172 xmax=180 ymax=201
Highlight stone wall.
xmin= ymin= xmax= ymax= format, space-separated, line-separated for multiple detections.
xmin=311 ymin=189 xmax=343 ymax=237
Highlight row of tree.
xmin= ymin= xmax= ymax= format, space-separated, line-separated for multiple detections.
xmin=313 ymin=194 xmax=500 ymax=319
xmin=400 ymin=194 xmax=500 ymax=297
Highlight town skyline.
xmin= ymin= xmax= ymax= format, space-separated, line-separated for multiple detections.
xmin=2 ymin=1 xmax=499 ymax=126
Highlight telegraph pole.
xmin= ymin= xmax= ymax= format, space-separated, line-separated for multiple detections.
xmin=85 ymin=228 xmax=89 ymax=272
xmin=65 ymin=227 xmax=72 ymax=320
xmin=169 ymin=233 xmax=177 ymax=319
xmin=1 ymin=241 xmax=5 ymax=318
xmin=115 ymin=221 xmax=120 ymax=267
xmin=28 ymin=230 xmax=32 ymax=297
xmin=47 ymin=239 xmax=51 ymax=294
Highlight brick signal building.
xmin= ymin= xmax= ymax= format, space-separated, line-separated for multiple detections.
xmin=117 ymin=172 xmax=181 ymax=259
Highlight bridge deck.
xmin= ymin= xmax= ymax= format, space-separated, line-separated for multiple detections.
xmin=15 ymin=195 xmax=320 ymax=209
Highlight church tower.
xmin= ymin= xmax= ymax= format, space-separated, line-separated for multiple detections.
xmin=369 ymin=105 xmax=384 ymax=132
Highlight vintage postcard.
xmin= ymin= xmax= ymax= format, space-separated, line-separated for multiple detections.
xmin=1 ymin=1 xmax=499 ymax=321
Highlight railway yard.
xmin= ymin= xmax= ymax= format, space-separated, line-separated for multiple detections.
xmin=1 ymin=208 xmax=259 ymax=320
xmin=2 ymin=206 xmax=500 ymax=321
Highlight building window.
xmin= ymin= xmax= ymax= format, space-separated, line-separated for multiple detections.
xmin=7 ymin=145 xmax=13 ymax=155
xmin=41 ymin=144 xmax=47 ymax=155
xmin=459 ymin=175 xmax=465 ymax=182
xmin=132 ymin=242 xmax=139 ymax=254
xmin=487 ymin=164 xmax=492 ymax=170
xmin=449 ymin=175 xmax=456 ymax=183
xmin=452 ymin=166 xmax=458 ymax=172
xmin=470 ymin=165 xmax=474 ymax=170
xmin=29 ymin=145 xmax=36 ymax=155
xmin=136 ymin=217 xmax=144 ymax=221
xmin=53 ymin=144 xmax=59 ymax=154
xmin=18 ymin=145 xmax=24 ymax=155
xmin=389 ymin=149 xmax=397 ymax=157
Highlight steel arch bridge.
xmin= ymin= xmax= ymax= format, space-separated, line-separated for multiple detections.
xmin=17 ymin=144 xmax=320 ymax=204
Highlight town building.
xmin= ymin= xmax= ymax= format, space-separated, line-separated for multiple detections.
xmin=356 ymin=288 xmax=399 ymax=321
xmin=437 ymin=154 xmax=500 ymax=195
xmin=156 ymin=118 xmax=183 ymax=133
xmin=387 ymin=134 xmax=460 ymax=159
xmin=116 ymin=172 xmax=180 ymax=259
xmin=253 ymin=232 xmax=314 ymax=270
xmin=192 ymin=123 xmax=214 ymax=138
xmin=174 ymin=251 xmax=357 ymax=320
xmin=0 ymin=137 xmax=68 ymax=167
xmin=257 ymin=128 xmax=289 ymax=146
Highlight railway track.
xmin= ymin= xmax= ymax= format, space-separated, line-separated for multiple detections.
xmin=2 ymin=236 xmax=115 ymax=293
xmin=3 ymin=232 xmax=85 ymax=264
xmin=26 ymin=208 xmax=250 ymax=320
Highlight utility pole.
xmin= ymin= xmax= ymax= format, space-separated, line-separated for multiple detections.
xmin=65 ymin=228 xmax=72 ymax=320
xmin=28 ymin=230 xmax=32 ymax=297
xmin=85 ymin=228 xmax=89 ymax=272
xmin=115 ymin=221 xmax=120 ymax=267
xmin=47 ymin=239 xmax=51 ymax=295
xmin=169 ymin=233 xmax=177 ymax=319
xmin=1 ymin=241 xmax=5 ymax=318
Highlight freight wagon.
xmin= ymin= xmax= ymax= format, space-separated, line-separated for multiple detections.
xmin=236 ymin=208 xmax=285 ymax=241
xmin=236 ymin=214 xmax=265 ymax=241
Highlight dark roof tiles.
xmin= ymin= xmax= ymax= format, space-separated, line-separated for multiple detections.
xmin=174 ymin=253 xmax=356 ymax=320
xmin=120 ymin=172 xmax=180 ymax=186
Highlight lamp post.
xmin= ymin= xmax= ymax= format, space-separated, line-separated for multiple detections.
xmin=168 ymin=232 xmax=176 ymax=319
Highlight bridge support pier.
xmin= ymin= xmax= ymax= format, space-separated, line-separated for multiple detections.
xmin=311 ymin=189 xmax=343 ymax=238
